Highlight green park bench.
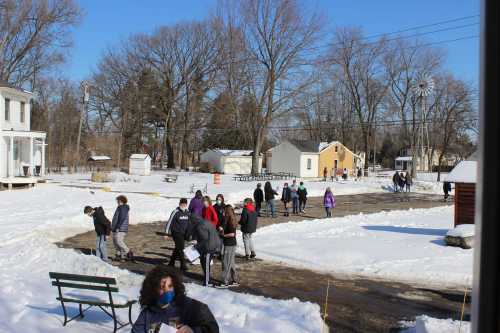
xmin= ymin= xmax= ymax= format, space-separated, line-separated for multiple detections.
xmin=49 ymin=272 xmax=137 ymax=332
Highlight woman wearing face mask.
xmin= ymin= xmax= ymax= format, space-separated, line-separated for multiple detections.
xmin=132 ymin=266 xmax=219 ymax=333
xmin=213 ymin=194 xmax=226 ymax=258
xmin=202 ymin=196 xmax=219 ymax=229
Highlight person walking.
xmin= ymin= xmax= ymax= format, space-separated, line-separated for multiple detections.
xmin=443 ymin=181 xmax=452 ymax=201
xmin=239 ymin=198 xmax=258 ymax=260
xmin=213 ymin=194 xmax=226 ymax=231
xmin=405 ymin=172 xmax=412 ymax=192
xmin=202 ymin=196 xmax=219 ymax=229
xmin=342 ymin=168 xmax=348 ymax=180
xmin=219 ymin=205 xmax=239 ymax=287
xmin=264 ymin=181 xmax=278 ymax=218
xmin=132 ymin=266 xmax=219 ymax=333
xmin=165 ymin=198 xmax=191 ymax=272
xmin=399 ymin=172 xmax=406 ymax=192
xmin=253 ymin=183 xmax=264 ymax=216
xmin=290 ymin=179 xmax=299 ymax=214
xmin=323 ymin=167 xmax=328 ymax=181
xmin=111 ymin=195 xmax=132 ymax=262
xmin=357 ymin=167 xmax=363 ymax=180
xmin=281 ymin=182 xmax=292 ymax=217
xmin=188 ymin=215 xmax=222 ymax=287
xmin=393 ymin=172 xmax=401 ymax=192
xmin=297 ymin=181 xmax=308 ymax=213
xmin=324 ymin=187 xmax=336 ymax=218
xmin=189 ymin=190 xmax=204 ymax=218
xmin=84 ymin=205 xmax=111 ymax=262
xmin=331 ymin=167 xmax=335 ymax=182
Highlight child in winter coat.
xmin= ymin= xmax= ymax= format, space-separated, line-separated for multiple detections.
xmin=324 ymin=187 xmax=336 ymax=218
xmin=290 ymin=180 xmax=299 ymax=214
xmin=111 ymin=195 xmax=132 ymax=261
xmin=253 ymin=183 xmax=264 ymax=216
xmin=220 ymin=205 xmax=239 ymax=287
xmin=84 ymin=205 xmax=111 ymax=262
xmin=264 ymin=181 xmax=278 ymax=218
xmin=239 ymin=198 xmax=258 ymax=260
xmin=189 ymin=190 xmax=204 ymax=217
xmin=281 ymin=183 xmax=292 ymax=217
xmin=202 ymin=196 xmax=219 ymax=229
xmin=297 ymin=182 xmax=308 ymax=213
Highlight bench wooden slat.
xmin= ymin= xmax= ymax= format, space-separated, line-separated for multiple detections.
xmin=56 ymin=297 xmax=136 ymax=308
xmin=49 ymin=272 xmax=116 ymax=285
xmin=52 ymin=281 xmax=119 ymax=293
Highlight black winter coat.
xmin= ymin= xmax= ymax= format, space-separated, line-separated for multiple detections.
xmin=281 ymin=187 xmax=292 ymax=203
xmin=131 ymin=296 xmax=219 ymax=333
xmin=92 ymin=207 xmax=110 ymax=236
xmin=166 ymin=208 xmax=191 ymax=238
xmin=297 ymin=187 xmax=308 ymax=201
xmin=253 ymin=188 xmax=264 ymax=203
xmin=213 ymin=203 xmax=225 ymax=229
xmin=239 ymin=207 xmax=258 ymax=234
xmin=264 ymin=187 xmax=278 ymax=201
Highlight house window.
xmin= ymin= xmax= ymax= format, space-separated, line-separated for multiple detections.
xmin=20 ymin=102 xmax=25 ymax=123
xmin=307 ymin=158 xmax=312 ymax=170
xmin=334 ymin=160 xmax=338 ymax=169
xmin=4 ymin=98 xmax=10 ymax=121
xmin=335 ymin=146 xmax=338 ymax=152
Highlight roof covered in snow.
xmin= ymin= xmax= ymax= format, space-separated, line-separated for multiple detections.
xmin=0 ymin=80 xmax=32 ymax=95
xmin=88 ymin=155 xmax=111 ymax=161
xmin=214 ymin=149 xmax=256 ymax=157
xmin=395 ymin=156 xmax=413 ymax=161
xmin=446 ymin=160 xmax=477 ymax=183
xmin=130 ymin=154 xmax=151 ymax=160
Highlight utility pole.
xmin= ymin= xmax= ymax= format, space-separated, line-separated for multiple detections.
xmin=75 ymin=81 xmax=90 ymax=172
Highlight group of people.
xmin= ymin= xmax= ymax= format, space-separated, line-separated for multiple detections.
xmin=253 ymin=180 xmax=309 ymax=218
xmin=393 ymin=171 xmax=412 ymax=192
xmin=166 ymin=190 xmax=258 ymax=288
xmin=83 ymin=182 xmax=342 ymax=333
xmin=83 ymin=195 xmax=133 ymax=263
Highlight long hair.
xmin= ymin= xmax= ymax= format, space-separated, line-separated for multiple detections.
xmin=203 ymin=196 xmax=212 ymax=206
xmin=195 ymin=190 xmax=203 ymax=199
xmin=139 ymin=266 xmax=186 ymax=307
xmin=264 ymin=181 xmax=272 ymax=192
xmin=224 ymin=205 xmax=237 ymax=228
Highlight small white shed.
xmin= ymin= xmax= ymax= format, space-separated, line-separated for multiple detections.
xmin=129 ymin=154 xmax=151 ymax=176
xmin=200 ymin=149 xmax=262 ymax=174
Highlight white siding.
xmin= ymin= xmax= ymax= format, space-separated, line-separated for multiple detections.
xmin=0 ymin=137 xmax=6 ymax=177
xmin=222 ymin=156 xmax=262 ymax=174
xmin=267 ymin=141 xmax=301 ymax=176
xmin=300 ymin=153 xmax=319 ymax=178
xmin=0 ymin=90 xmax=31 ymax=132
xmin=129 ymin=156 xmax=151 ymax=176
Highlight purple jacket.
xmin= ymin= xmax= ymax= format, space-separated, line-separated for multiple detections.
xmin=324 ymin=192 xmax=336 ymax=208
xmin=189 ymin=197 xmax=204 ymax=217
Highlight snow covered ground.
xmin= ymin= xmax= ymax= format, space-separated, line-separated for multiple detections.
xmin=402 ymin=315 xmax=470 ymax=333
xmin=0 ymin=184 xmax=323 ymax=333
xmin=47 ymin=170 xmax=446 ymax=205
xmin=244 ymin=206 xmax=472 ymax=289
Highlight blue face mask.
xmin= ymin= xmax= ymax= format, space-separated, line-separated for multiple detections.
xmin=158 ymin=290 xmax=175 ymax=306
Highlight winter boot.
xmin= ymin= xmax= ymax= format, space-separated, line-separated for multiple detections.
xmin=250 ymin=252 xmax=256 ymax=259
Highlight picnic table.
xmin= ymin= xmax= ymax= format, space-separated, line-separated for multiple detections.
xmin=164 ymin=174 xmax=178 ymax=183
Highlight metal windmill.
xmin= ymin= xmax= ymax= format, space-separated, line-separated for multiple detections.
xmin=413 ymin=74 xmax=434 ymax=173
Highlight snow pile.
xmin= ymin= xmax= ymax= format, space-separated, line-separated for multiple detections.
xmin=403 ymin=315 xmax=470 ymax=333
xmin=445 ymin=161 xmax=477 ymax=183
xmin=0 ymin=184 xmax=323 ymax=332
xmin=245 ymin=206 xmax=472 ymax=288
xmin=447 ymin=224 xmax=475 ymax=238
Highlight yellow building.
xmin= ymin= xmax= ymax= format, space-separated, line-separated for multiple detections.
xmin=318 ymin=141 xmax=364 ymax=178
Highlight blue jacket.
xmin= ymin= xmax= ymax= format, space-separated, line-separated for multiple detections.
xmin=111 ymin=204 xmax=129 ymax=232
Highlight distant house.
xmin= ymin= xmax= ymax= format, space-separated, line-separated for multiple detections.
xmin=200 ymin=149 xmax=262 ymax=174
xmin=446 ymin=152 xmax=477 ymax=226
xmin=129 ymin=154 xmax=151 ymax=176
xmin=395 ymin=147 xmax=459 ymax=172
xmin=266 ymin=140 xmax=363 ymax=178
xmin=0 ymin=82 xmax=47 ymax=189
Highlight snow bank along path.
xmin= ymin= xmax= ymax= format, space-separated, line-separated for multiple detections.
xmin=245 ymin=206 xmax=472 ymax=289
xmin=0 ymin=184 xmax=323 ymax=333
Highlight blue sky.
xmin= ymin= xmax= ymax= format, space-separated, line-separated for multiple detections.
xmin=65 ymin=0 xmax=479 ymax=85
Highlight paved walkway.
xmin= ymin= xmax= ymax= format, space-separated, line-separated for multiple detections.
xmin=59 ymin=192 xmax=467 ymax=333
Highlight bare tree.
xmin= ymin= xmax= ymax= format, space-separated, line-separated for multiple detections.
xmin=0 ymin=0 xmax=81 ymax=87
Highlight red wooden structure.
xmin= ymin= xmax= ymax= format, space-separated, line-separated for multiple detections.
xmin=454 ymin=182 xmax=476 ymax=226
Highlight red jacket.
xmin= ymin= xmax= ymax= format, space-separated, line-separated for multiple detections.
xmin=202 ymin=205 xmax=219 ymax=228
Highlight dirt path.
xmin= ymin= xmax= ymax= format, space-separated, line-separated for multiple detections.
xmin=59 ymin=192 xmax=468 ymax=333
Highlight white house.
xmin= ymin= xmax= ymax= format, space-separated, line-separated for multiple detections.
xmin=0 ymin=82 xmax=46 ymax=188
xmin=129 ymin=154 xmax=152 ymax=176
xmin=266 ymin=140 xmax=322 ymax=178
xmin=200 ymin=149 xmax=262 ymax=174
